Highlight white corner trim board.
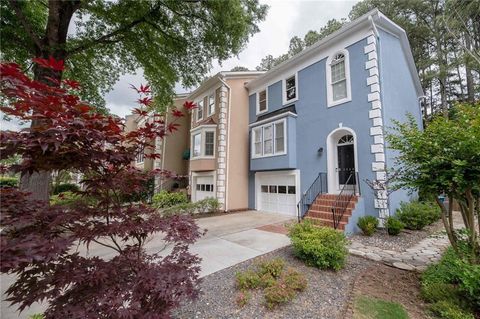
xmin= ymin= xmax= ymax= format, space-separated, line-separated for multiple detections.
xmin=365 ymin=31 xmax=389 ymax=222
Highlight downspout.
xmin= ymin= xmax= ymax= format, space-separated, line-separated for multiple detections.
xmin=218 ymin=75 xmax=232 ymax=211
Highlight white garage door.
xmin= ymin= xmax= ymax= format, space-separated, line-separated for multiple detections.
xmin=257 ymin=173 xmax=297 ymax=216
xmin=194 ymin=175 xmax=215 ymax=201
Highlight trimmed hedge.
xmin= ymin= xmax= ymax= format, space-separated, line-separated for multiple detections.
xmin=52 ymin=183 xmax=79 ymax=195
xmin=0 ymin=176 xmax=18 ymax=188
xmin=288 ymin=221 xmax=348 ymax=271
xmin=386 ymin=216 xmax=405 ymax=236
xmin=152 ymin=191 xmax=188 ymax=208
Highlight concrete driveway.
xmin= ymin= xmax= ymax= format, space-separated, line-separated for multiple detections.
xmin=1 ymin=211 xmax=293 ymax=318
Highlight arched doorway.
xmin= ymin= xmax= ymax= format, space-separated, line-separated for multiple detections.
xmin=336 ymin=134 xmax=356 ymax=188
xmin=326 ymin=127 xmax=358 ymax=194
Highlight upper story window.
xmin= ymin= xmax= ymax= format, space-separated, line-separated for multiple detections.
xmin=191 ymin=127 xmax=216 ymax=159
xmin=136 ymin=151 xmax=145 ymax=164
xmin=252 ymin=119 xmax=286 ymax=158
xmin=283 ymin=74 xmax=297 ymax=104
xmin=327 ymin=49 xmax=351 ymax=107
xmin=257 ymin=89 xmax=268 ymax=114
xmin=208 ymin=94 xmax=215 ymax=116
xmin=196 ymin=99 xmax=204 ymax=121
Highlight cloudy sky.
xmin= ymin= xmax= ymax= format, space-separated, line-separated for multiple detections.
xmin=105 ymin=0 xmax=360 ymax=118
xmin=1 ymin=0 xmax=359 ymax=130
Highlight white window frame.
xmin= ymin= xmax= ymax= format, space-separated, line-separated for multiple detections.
xmin=207 ymin=93 xmax=215 ymax=116
xmin=326 ymin=49 xmax=352 ymax=108
xmin=251 ymin=119 xmax=287 ymax=159
xmin=190 ymin=126 xmax=216 ymax=159
xmin=136 ymin=151 xmax=145 ymax=164
xmin=256 ymin=88 xmax=268 ymax=115
xmin=196 ymin=99 xmax=204 ymax=122
xmin=282 ymin=73 xmax=298 ymax=105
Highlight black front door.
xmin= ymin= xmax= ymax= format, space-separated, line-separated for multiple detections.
xmin=337 ymin=144 xmax=355 ymax=185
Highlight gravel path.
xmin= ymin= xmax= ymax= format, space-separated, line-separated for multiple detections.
xmin=348 ymin=218 xmax=444 ymax=252
xmin=173 ymin=246 xmax=373 ymax=319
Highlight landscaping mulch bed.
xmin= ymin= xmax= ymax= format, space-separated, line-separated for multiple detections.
xmin=173 ymin=246 xmax=374 ymax=319
xmin=348 ymin=219 xmax=444 ymax=252
xmin=347 ymin=263 xmax=430 ymax=319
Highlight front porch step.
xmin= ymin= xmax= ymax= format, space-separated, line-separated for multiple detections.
xmin=303 ymin=193 xmax=359 ymax=232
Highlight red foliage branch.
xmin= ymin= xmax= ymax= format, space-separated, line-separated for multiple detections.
xmin=0 ymin=59 xmax=201 ymax=318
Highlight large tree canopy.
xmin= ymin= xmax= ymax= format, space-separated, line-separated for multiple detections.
xmin=1 ymin=0 xmax=268 ymax=108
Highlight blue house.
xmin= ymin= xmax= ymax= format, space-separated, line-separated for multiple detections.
xmin=245 ymin=9 xmax=423 ymax=233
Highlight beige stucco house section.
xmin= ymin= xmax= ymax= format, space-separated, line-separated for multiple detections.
xmin=188 ymin=71 xmax=264 ymax=211
xmin=154 ymin=94 xmax=191 ymax=191
xmin=124 ymin=113 xmax=154 ymax=171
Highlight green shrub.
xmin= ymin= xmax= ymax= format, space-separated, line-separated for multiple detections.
xmin=196 ymin=197 xmax=220 ymax=214
xmin=257 ymin=258 xmax=285 ymax=279
xmin=396 ymin=200 xmax=441 ymax=230
xmin=0 ymin=176 xmax=18 ymax=188
xmin=386 ymin=216 xmax=405 ymax=236
xmin=258 ymin=273 xmax=276 ymax=288
xmin=264 ymin=282 xmax=295 ymax=309
xmin=235 ymin=290 xmax=251 ymax=307
xmin=50 ymin=191 xmax=81 ymax=206
xmin=357 ymin=215 xmax=379 ymax=236
xmin=235 ymin=270 xmax=261 ymax=290
xmin=288 ymin=221 xmax=348 ymax=271
xmin=52 ymin=183 xmax=79 ymax=195
xmin=162 ymin=202 xmax=197 ymax=216
xmin=29 ymin=314 xmax=44 ymax=319
xmin=152 ymin=191 xmax=188 ymax=208
xmin=429 ymin=300 xmax=474 ymax=319
xmin=421 ymin=247 xmax=479 ymax=317
xmin=282 ymin=268 xmax=307 ymax=292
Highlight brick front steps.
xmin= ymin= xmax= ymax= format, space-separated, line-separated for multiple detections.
xmin=304 ymin=194 xmax=359 ymax=231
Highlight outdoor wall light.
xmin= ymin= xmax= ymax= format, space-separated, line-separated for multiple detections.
xmin=317 ymin=147 xmax=324 ymax=156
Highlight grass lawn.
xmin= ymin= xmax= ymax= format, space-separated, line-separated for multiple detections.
xmin=354 ymin=296 xmax=409 ymax=319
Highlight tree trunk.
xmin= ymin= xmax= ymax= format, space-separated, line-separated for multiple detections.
xmin=19 ymin=0 xmax=80 ymax=202
xmin=464 ymin=32 xmax=475 ymax=103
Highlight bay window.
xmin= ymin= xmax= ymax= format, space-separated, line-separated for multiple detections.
xmin=191 ymin=127 xmax=215 ymax=158
xmin=252 ymin=119 xmax=286 ymax=158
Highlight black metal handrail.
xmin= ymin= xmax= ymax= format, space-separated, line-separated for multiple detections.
xmin=332 ymin=171 xmax=360 ymax=229
xmin=297 ymin=172 xmax=327 ymax=221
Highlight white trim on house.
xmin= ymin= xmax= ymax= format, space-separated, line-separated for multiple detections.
xmin=248 ymin=112 xmax=297 ymax=127
xmin=207 ymin=92 xmax=215 ymax=116
xmin=195 ymin=98 xmax=204 ymax=122
xmin=282 ymin=72 xmax=299 ymax=105
xmin=190 ymin=127 xmax=216 ymax=159
xmin=326 ymin=126 xmax=359 ymax=194
xmin=326 ymin=49 xmax=352 ymax=107
xmin=251 ymin=118 xmax=287 ymax=159
xmin=255 ymin=87 xmax=268 ymax=115
xmin=244 ymin=9 xmax=423 ymax=98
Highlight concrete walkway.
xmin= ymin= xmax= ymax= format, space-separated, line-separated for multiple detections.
xmin=349 ymin=213 xmax=464 ymax=271
xmin=1 ymin=211 xmax=292 ymax=318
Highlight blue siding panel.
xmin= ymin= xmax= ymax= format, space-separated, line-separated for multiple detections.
xmin=379 ymin=29 xmax=422 ymax=214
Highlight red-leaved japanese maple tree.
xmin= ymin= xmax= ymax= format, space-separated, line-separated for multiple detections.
xmin=0 ymin=59 xmax=201 ymax=318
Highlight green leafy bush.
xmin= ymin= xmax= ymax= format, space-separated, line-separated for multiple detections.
xmin=258 ymin=273 xmax=276 ymax=288
xmin=236 ymin=270 xmax=261 ymax=290
xmin=357 ymin=215 xmax=379 ymax=236
xmin=0 ymin=176 xmax=18 ymax=188
xmin=152 ymin=191 xmax=188 ymax=208
xmin=429 ymin=300 xmax=474 ymax=319
xmin=288 ymin=221 xmax=347 ymax=270
xmin=257 ymin=258 xmax=285 ymax=279
xmin=396 ymin=201 xmax=441 ymax=230
xmin=29 ymin=314 xmax=44 ymax=319
xmin=386 ymin=216 xmax=405 ymax=236
xmin=52 ymin=183 xmax=79 ymax=195
xmin=196 ymin=197 xmax=220 ymax=214
xmin=421 ymin=247 xmax=479 ymax=318
xmin=162 ymin=202 xmax=197 ymax=216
